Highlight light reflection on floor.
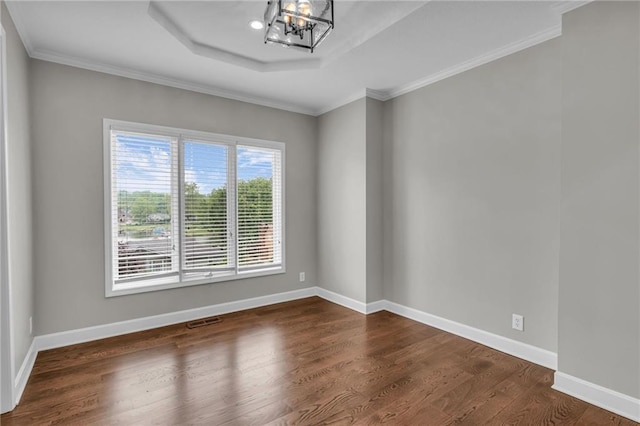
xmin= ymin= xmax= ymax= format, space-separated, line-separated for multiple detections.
xmin=103 ymin=325 xmax=285 ymax=424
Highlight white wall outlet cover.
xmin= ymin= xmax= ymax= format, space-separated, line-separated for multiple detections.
xmin=512 ymin=314 xmax=524 ymax=331
xmin=299 ymin=272 xmax=305 ymax=282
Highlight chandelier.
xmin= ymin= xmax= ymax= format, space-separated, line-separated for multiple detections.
xmin=264 ymin=0 xmax=334 ymax=53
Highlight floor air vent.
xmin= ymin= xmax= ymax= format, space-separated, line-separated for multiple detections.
xmin=186 ymin=316 xmax=222 ymax=329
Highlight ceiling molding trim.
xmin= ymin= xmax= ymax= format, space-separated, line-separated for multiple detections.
xmin=314 ymin=89 xmax=368 ymax=116
xmin=4 ymin=1 xmax=35 ymax=55
xmin=365 ymin=89 xmax=388 ymax=102
xmin=148 ymin=1 xmax=322 ymax=73
xmin=551 ymin=1 xmax=593 ymax=15
xmin=386 ymin=24 xmax=562 ymax=101
xmin=29 ymin=49 xmax=316 ymax=116
xmin=314 ymin=88 xmax=389 ymax=116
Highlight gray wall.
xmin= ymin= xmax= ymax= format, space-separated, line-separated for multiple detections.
xmin=317 ymin=97 xmax=385 ymax=304
xmin=2 ymin=1 xmax=34 ymax=375
xmin=559 ymin=1 xmax=640 ymax=399
xmin=365 ymin=98 xmax=384 ymax=303
xmin=382 ymin=39 xmax=562 ymax=352
xmin=317 ymin=99 xmax=367 ymax=302
xmin=9 ymin=0 xmax=640 ymax=406
xmin=29 ymin=60 xmax=317 ymax=334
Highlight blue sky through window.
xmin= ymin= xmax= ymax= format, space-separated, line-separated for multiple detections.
xmin=237 ymin=146 xmax=274 ymax=182
xmin=116 ymin=134 xmax=274 ymax=194
xmin=115 ymin=134 xmax=172 ymax=193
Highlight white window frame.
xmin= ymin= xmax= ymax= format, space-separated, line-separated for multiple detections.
xmin=103 ymin=119 xmax=286 ymax=297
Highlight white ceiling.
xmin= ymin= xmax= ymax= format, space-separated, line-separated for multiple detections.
xmin=6 ymin=1 xmax=585 ymax=116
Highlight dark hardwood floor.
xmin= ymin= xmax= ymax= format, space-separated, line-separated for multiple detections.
xmin=1 ymin=297 xmax=637 ymax=425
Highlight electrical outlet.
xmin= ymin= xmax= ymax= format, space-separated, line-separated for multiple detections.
xmin=29 ymin=316 xmax=33 ymax=335
xmin=299 ymin=272 xmax=305 ymax=282
xmin=512 ymin=314 xmax=524 ymax=331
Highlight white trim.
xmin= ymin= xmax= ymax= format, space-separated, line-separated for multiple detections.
xmin=35 ymin=287 xmax=316 ymax=352
xmin=6 ymin=0 xmax=576 ymax=117
xmin=553 ymin=372 xmax=640 ymax=422
xmin=13 ymin=339 xmax=36 ymax=406
xmin=314 ymin=25 xmax=564 ymax=114
xmin=365 ymin=89 xmax=387 ymax=102
xmin=551 ymin=1 xmax=593 ymax=16
xmin=28 ymin=288 xmax=379 ymax=353
xmin=383 ymin=300 xmax=558 ymax=370
xmin=315 ymin=88 xmax=388 ymax=117
xmin=14 ymin=286 xmax=640 ymax=424
xmin=3 ymin=2 xmax=33 ymax=55
xmin=29 ymin=49 xmax=317 ymax=117
xmin=103 ymin=119 xmax=286 ymax=298
xmin=316 ymin=89 xmax=368 ymax=117
xmin=9 ymin=286 xmax=640 ymax=424
xmin=315 ymin=287 xmax=368 ymax=314
xmin=365 ymin=299 xmax=386 ymax=314
xmin=386 ymin=25 xmax=562 ymax=101
xmin=0 ymin=23 xmax=15 ymax=415
xmin=6 ymin=0 xmax=568 ymax=118
xmin=25 ymin=29 xmax=566 ymax=118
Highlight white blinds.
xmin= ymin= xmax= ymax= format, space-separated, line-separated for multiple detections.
xmin=110 ymin=130 xmax=178 ymax=281
xmin=237 ymin=145 xmax=282 ymax=269
xmin=182 ymin=141 xmax=233 ymax=277
xmin=107 ymin=123 xmax=284 ymax=292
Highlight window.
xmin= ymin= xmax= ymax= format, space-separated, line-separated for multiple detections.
xmin=104 ymin=120 xmax=285 ymax=296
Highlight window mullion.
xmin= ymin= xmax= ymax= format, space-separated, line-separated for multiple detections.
xmin=273 ymin=150 xmax=282 ymax=265
xmin=175 ymin=136 xmax=183 ymax=281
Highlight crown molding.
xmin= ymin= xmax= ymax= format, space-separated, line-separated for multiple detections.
xmin=365 ymin=88 xmax=388 ymax=102
xmin=314 ymin=88 xmax=368 ymax=116
xmin=386 ymin=24 xmax=562 ymax=100
xmin=29 ymin=49 xmax=316 ymax=116
xmin=20 ymin=22 xmax=562 ymax=117
xmin=9 ymin=1 xmax=575 ymax=117
xmin=551 ymin=1 xmax=594 ymax=15
xmin=4 ymin=1 xmax=34 ymax=55
xmin=312 ymin=88 xmax=388 ymax=116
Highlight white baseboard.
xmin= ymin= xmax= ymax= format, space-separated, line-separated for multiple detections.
xmin=13 ymin=339 xmax=36 ymax=406
xmin=315 ymin=287 xmax=368 ymax=314
xmin=382 ymin=300 xmax=558 ymax=370
xmin=553 ymin=372 xmax=640 ymax=422
xmin=15 ymin=286 xmax=639 ymax=424
xmin=35 ymin=287 xmax=316 ymax=352
xmin=366 ymin=299 xmax=386 ymax=314
xmin=6 ymin=287 xmax=315 ymax=408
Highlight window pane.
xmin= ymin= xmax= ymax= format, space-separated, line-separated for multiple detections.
xmin=111 ymin=131 xmax=177 ymax=280
xmin=106 ymin=121 xmax=285 ymax=296
xmin=237 ymin=145 xmax=282 ymax=268
xmin=183 ymin=141 xmax=230 ymax=276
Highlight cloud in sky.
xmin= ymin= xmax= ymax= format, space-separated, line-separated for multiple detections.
xmin=184 ymin=142 xmax=228 ymax=193
xmin=115 ymin=135 xmax=276 ymax=194
xmin=238 ymin=146 xmax=274 ymax=181
xmin=115 ymin=134 xmax=173 ymax=193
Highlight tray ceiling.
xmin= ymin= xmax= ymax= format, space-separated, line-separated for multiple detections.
xmin=6 ymin=1 xmax=584 ymax=115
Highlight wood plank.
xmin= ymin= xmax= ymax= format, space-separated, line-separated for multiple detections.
xmin=2 ymin=297 xmax=637 ymax=426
